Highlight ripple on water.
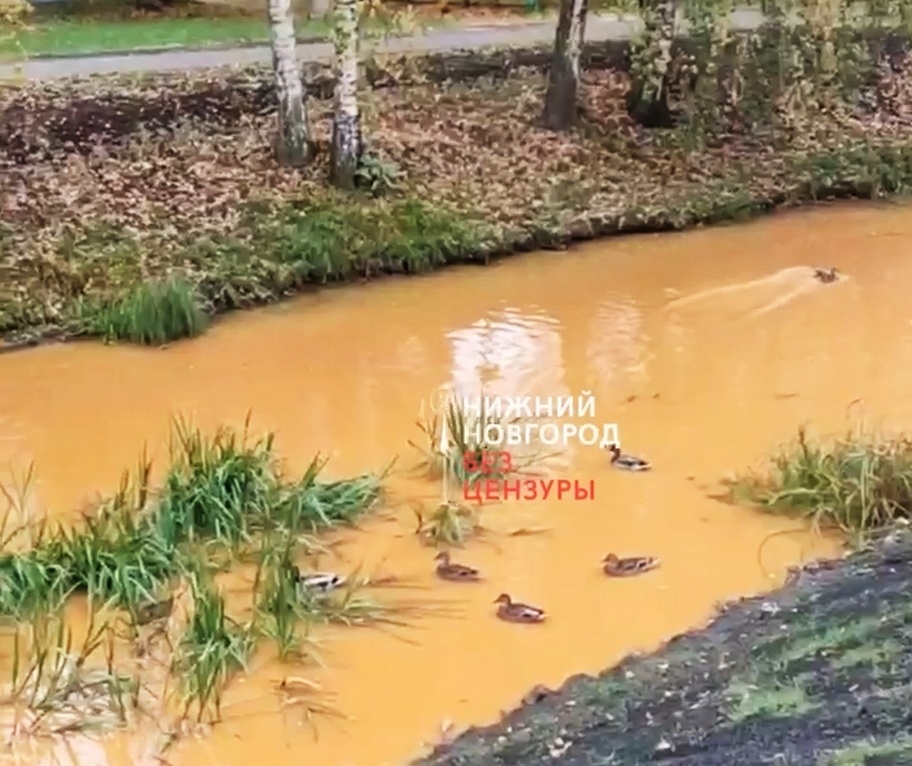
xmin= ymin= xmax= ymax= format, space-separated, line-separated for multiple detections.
xmin=7 ymin=204 xmax=912 ymax=766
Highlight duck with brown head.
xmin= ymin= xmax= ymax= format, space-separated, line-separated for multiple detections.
xmin=434 ymin=551 xmax=481 ymax=582
xmin=494 ymin=593 xmax=546 ymax=624
xmin=602 ymin=553 xmax=660 ymax=577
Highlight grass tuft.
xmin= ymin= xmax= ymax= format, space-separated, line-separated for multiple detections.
xmin=0 ymin=415 xmax=404 ymax=732
xmin=0 ymin=612 xmax=140 ymax=741
xmin=173 ymin=575 xmax=253 ymax=722
xmin=725 ymin=425 xmax=912 ymax=534
xmin=155 ymin=414 xmax=383 ymax=551
xmin=413 ymin=500 xmax=483 ymax=546
xmin=410 ymin=397 xmax=558 ymax=485
xmin=77 ymin=277 xmax=209 ymax=346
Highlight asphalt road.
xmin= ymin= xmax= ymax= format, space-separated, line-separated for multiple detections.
xmin=0 ymin=9 xmax=767 ymax=81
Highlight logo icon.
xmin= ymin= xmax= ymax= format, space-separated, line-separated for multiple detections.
xmin=425 ymin=384 xmax=456 ymax=417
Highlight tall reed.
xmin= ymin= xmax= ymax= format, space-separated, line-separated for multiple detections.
xmin=726 ymin=425 xmax=912 ymax=534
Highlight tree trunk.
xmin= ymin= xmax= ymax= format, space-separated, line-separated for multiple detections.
xmin=626 ymin=0 xmax=676 ymax=128
xmin=330 ymin=0 xmax=362 ymax=190
xmin=268 ymin=0 xmax=312 ymax=166
xmin=542 ymin=0 xmax=589 ymax=130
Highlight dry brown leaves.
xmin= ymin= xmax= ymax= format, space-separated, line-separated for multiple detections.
xmin=1 ymin=53 xmax=911 ymax=335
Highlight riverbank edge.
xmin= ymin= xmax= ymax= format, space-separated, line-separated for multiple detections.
xmin=412 ymin=523 xmax=912 ymax=766
xmin=5 ymin=32 xmax=912 ymax=353
xmin=2 ymin=151 xmax=910 ymax=355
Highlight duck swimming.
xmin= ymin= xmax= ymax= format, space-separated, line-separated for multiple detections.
xmin=602 ymin=553 xmax=660 ymax=577
xmin=813 ymin=267 xmax=840 ymax=283
xmin=494 ymin=593 xmax=546 ymax=624
xmin=434 ymin=551 xmax=481 ymax=582
xmin=292 ymin=566 xmax=347 ymax=596
xmin=607 ymin=444 xmax=652 ymax=471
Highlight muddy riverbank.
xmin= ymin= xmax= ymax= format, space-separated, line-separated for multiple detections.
xmin=3 ymin=33 xmax=912 ymax=348
xmin=414 ymin=525 xmax=912 ymax=766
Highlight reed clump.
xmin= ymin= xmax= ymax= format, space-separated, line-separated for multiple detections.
xmin=77 ymin=277 xmax=209 ymax=346
xmin=154 ymin=415 xmax=382 ymax=552
xmin=411 ymin=397 xmax=558 ymax=485
xmin=413 ymin=500 xmax=483 ymax=547
xmin=726 ymin=425 xmax=912 ymax=534
xmin=0 ymin=612 xmax=145 ymax=744
xmin=174 ymin=575 xmax=254 ymax=722
xmin=0 ymin=415 xmax=389 ymax=727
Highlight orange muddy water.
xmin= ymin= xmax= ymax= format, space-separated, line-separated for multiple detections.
xmin=4 ymin=202 xmax=912 ymax=766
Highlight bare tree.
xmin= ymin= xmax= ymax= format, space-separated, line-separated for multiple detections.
xmin=626 ymin=0 xmax=677 ymax=127
xmin=542 ymin=0 xmax=589 ymax=130
xmin=330 ymin=0 xmax=363 ymax=189
xmin=268 ymin=0 xmax=313 ymax=166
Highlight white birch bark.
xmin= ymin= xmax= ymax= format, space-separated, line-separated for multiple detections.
xmin=268 ymin=0 xmax=311 ymax=166
xmin=542 ymin=0 xmax=589 ymax=130
xmin=330 ymin=0 xmax=362 ymax=189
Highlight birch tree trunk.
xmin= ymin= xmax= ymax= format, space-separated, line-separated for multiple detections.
xmin=626 ymin=0 xmax=677 ymax=127
xmin=330 ymin=0 xmax=362 ymax=190
xmin=542 ymin=0 xmax=589 ymax=130
xmin=268 ymin=0 xmax=312 ymax=166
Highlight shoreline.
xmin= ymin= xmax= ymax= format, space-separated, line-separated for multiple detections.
xmin=413 ymin=524 xmax=912 ymax=766
xmin=0 ymin=178 xmax=908 ymax=356
xmin=3 ymin=37 xmax=912 ymax=353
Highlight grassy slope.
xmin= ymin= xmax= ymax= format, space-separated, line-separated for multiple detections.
xmin=414 ymin=527 xmax=912 ymax=766
xmin=4 ymin=44 xmax=912 ymax=347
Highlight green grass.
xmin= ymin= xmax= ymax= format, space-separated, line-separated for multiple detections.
xmin=0 ymin=16 xmax=278 ymax=59
xmin=0 ymin=415 xmax=389 ymax=726
xmin=726 ymin=678 xmax=816 ymax=722
xmin=174 ymin=574 xmax=254 ymax=722
xmin=76 ymin=277 xmax=209 ymax=346
xmin=820 ymin=735 xmax=912 ymax=765
xmin=409 ymin=395 xmax=558 ymax=486
xmin=2 ymin=612 xmax=140 ymax=738
xmin=412 ymin=500 xmax=483 ymax=546
xmin=725 ymin=425 xmax=912 ymax=535
xmin=52 ymin=198 xmax=485 ymax=347
xmin=233 ymin=197 xmax=487 ymax=284
xmin=0 ymin=5 xmax=444 ymax=61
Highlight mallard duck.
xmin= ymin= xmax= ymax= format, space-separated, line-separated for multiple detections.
xmin=135 ymin=597 xmax=174 ymax=626
xmin=602 ymin=553 xmax=660 ymax=577
xmin=607 ymin=444 xmax=651 ymax=471
xmin=813 ymin=267 xmax=840 ymax=283
xmin=434 ymin=551 xmax=481 ymax=582
xmin=494 ymin=593 xmax=546 ymax=624
xmin=292 ymin=566 xmax=347 ymax=596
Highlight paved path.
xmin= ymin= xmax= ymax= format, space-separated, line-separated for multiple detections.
xmin=0 ymin=9 xmax=768 ymax=81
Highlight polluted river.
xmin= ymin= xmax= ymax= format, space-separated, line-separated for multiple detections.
xmin=4 ymin=202 xmax=912 ymax=766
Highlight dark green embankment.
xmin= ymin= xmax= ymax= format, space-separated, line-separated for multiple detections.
xmin=414 ymin=526 xmax=912 ymax=766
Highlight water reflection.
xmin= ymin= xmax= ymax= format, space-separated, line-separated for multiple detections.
xmin=446 ymin=308 xmax=571 ymax=464
xmin=447 ymin=309 xmax=566 ymax=403
xmin=585 ymin=299 xmax=646 ymax=393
